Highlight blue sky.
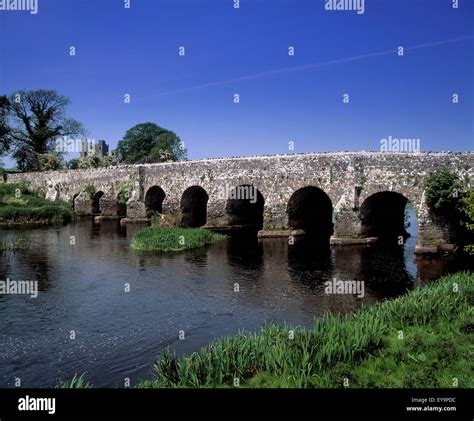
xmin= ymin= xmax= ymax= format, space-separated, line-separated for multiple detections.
xmin=0 ymin=0 xmax=473 ymax=164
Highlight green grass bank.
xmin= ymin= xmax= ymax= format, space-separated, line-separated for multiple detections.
xmin=131 ymin=226 xmax=224 ymax=252
xmin=136 ymin=272 xmax=473 ymax=388
xmin=0 ymin=183 xmax=74 ymax=226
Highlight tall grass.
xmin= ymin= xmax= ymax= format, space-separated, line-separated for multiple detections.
xmin=131 ymin=227 xmax=223 ymax=252
xmin=136 ymin=272 xmax=473 ymax=388
xmin=56 ymin=374 xmax=92 ymax=389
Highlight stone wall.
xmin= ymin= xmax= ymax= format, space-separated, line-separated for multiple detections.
xmin=6 ymin=152 xmax=473 ymax=253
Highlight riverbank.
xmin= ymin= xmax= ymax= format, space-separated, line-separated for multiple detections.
xmin=131 ymin=226 xmax=224 ymax=252
xmin=0 ymin=183 xmax=74 ymax=226
xmin=137 ymin=272 xmax=473 ymax=388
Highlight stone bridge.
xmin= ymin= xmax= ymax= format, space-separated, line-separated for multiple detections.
xmin=6 ymin=152 xmax=473 ymax=253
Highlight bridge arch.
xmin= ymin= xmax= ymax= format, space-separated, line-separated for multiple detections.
xmin=287 ymin=186 xmax=334 ymax=244
xmin=145 ymin=186 xmax=166 ymax=217
xmin=92 ymin=191 xmax=104 ymax=215
xmin=359 ymin=191 xmax=414 ymax=242
xmin=116 ymin=192 xmax=127 ymax=217
xmin=71 ymin=193 xmax=80 ymax=211
xmin=225 ymin=184 xmax=265 ymax=230
xmin=180 ymin=186 xmax=209 ymax=227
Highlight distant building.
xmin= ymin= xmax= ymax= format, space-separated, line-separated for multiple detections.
xmin=80 ymin=140 xmax=109 ymax=158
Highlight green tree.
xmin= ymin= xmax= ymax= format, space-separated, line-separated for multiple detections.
xmin=116 ymin=122 xmax=186 ymax=164
xmin=3 ymin=90 xmax=85 ymax=171
xmin=424 ymin=168 xmax=461 ymax=216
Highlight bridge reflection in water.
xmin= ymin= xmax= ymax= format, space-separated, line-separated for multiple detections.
xmin=0 ymin=219 xmax=468 ymax=388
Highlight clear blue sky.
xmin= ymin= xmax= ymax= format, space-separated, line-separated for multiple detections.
xmin=0 ymin=0 xmax=473 ymax=164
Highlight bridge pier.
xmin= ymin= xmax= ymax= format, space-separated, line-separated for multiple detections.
xmin=415 ymin=201 xmax=459 ymax=254
xmin=125 ymin=199 xmax=146 ymax=219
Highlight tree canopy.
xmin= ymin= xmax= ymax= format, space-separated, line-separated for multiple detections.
xmin=116 ymin=122 xmax=186 ymax=164
xmin=0 ymin=90 xmax=85 ymax=171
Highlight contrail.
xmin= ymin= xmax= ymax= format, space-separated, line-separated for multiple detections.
xmin=141 ymin=34 xmax=473 ymax=99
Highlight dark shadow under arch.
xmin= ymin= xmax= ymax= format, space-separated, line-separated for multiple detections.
xmin=287 ymin=186 xmax=333 ymax=244
xmin=116 ymin=193 xmax=127 ymax=217
xmin=92 ymin=191 xmax=104 ymax=215
xmin=71 ymin=193 xmax=80 ymax=211
xmin=225 ymin=184 xmax=265 ymax=231
xmin=180 ymin=186 xmax=209 ymax=227
xmin=145 ymin=186 xmax=166 ymax=218
xmin=360 ymin=191 xmax=410 ymax=241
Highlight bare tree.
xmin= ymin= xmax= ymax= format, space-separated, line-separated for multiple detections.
xmin=3 ymin=90 xmax=85 ymax=171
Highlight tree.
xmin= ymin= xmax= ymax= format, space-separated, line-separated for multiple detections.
xmin=3 ymin=90 xmax=85 ymax=171
xmin=116 ymin=122 xmax=186 ymax=164
xmin=0 ymin=95 xmax=11 ymax=154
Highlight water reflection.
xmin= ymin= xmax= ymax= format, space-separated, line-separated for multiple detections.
xmin=356 ymin=244 xmax=414 ymax=299
xmin=226 ymin=232 xmax=264 ymax=271
xmin=287 ymin=237 xmax=333 ymax=291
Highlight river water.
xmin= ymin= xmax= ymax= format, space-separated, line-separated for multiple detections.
xmin=0 ymin=219 xmax=468 ymax=388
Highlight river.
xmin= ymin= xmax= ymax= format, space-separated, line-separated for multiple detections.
xmin=0 ymin=219 xmax=468 ymax=387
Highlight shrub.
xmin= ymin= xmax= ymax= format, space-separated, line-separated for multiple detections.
xmin=37 ymin=153 xmax=64 ymax=171
xmin=101 ymin=156 xmax=117 ymax=167
xmin=424 ymin=168 xmax=461 ymax=216
xmin=460 ymin=190 xmax=474 ymax=254
xmin=77 ymin=155 xmax=101 ymax=169
xmin=67 ymin=159 xmax=79 ymax=169
xmin=83 ymin=184 xmax=96 ymax=199
xmin=117 ymin=183 xmax=131 ymax=204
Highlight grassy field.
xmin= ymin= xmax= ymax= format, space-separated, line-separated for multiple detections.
xmin=0 ymin=183 xmax=74 ymax=225
xmin=131 ymin=226 xmax=224 ymax=252
xmin=136 ymin=272 xmax=473 ymax=388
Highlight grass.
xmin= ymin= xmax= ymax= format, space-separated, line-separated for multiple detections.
xmin=134 ymin=272 xmax=473 ymax=388
xmin=0 ymin=182 xmax=74 ymax=225
xmin=56 ymin=373 xmax=92 ymax=389
xmin=131 ymin=226 xmax=224 ymax=252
